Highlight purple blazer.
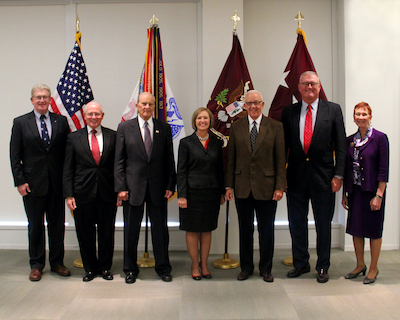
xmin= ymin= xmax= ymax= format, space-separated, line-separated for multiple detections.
xmin=344 ymin=128 xmax=389 ymax=194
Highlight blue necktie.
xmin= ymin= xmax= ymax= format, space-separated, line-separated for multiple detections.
xmin=40 ymin=115 xmax=50 ymax=150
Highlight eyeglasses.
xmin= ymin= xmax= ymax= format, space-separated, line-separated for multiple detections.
xmin=244 ymin=101 xmax=263 ymax=106
xmin=86 ymin=112 xmax=103 ymax=117
xmin=33 ymin=95 xmax=50 ymax=101
xmin=299 ymin=82 xmax=320 ymax=87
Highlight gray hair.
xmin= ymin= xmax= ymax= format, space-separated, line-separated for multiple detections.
xmin=31 ymin=84 xmax=51 ymax=97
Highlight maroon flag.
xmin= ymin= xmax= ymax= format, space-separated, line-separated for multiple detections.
xmin=268 ymin=30 xmax=327 ymax=121
xmin=207 ymin=32 xmax=254 ymax=147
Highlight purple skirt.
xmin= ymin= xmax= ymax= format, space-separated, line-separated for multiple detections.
xmin=346 ymin=185 xmax=385 ymax=239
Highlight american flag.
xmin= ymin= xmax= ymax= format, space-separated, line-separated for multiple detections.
xmin=50 ymin=31 xmax=94 ymax=132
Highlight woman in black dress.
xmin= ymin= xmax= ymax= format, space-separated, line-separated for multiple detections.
xmin=177 ymin=108 xmax=225 ymax=280
xmin=342 ymin=102 xmax=389 ymax=284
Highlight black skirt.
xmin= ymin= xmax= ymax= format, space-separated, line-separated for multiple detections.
xmin=179 ymin=187 xmax=220 ymax=232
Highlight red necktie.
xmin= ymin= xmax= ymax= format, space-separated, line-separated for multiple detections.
xmin=304 ymin=105 xmax=313 ymax=154
xmin=91 ymin=129 xmax=100 ymax=165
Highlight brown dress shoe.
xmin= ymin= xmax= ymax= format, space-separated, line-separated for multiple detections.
xmin=29 ymin=268 xmax=42 ymax=281
xmin=262 ymin=273 xmax=274 ymax=282
xmin=51 ymin=265 xmax=71 ymax=276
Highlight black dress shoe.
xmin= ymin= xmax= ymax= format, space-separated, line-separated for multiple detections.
xmin=363 ymin=270 xmax=379 ymax=284
xmin=317 ymin=269 xmax=329 ymax=283
xmin=102 ymin=270 xmax=113 ymax=281
xmin=125 ymin=272 xmax=136 ymax=284
xmin=345 ymin=265 xmax=367 ymax=279
xmin=202 ymin=273 xmax=212 ymax=279
xmin=261 ymin=273 xmax=274 ymax=282
xmin=160 ymin=273 xmax=172 ymax=282
xmin=237 ymin=271 xmax=253 ymax=281
xmin=287 ymin=263 xmax=311 ymax=278
xmin=83 ymin=271 xmax=96 ymax=282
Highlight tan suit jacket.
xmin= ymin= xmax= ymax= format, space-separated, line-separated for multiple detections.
xmin=225 ymin=115 xmax=286 ymax=200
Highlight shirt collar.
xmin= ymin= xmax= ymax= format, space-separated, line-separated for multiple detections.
xmin=301 ymin=98 xmax=319 ymax=112
xmin=138 ymin=115 xmax=153 ymax=127
xmin=248 ymin=114 xmax=262 ymax=125
xmin=87 ymin=125 xmax=102 ymax=134
xmin=34 ymin=109 xmax=50 ymax=119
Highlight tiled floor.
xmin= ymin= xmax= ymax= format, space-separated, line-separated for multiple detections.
xmin=1 ymin=248 xmax=400 ymax=319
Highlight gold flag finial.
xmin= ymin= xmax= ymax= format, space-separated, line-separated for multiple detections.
xmin=231 ymin=10 xmax=240 ymax=31
xmin=149 ymin=15 xmax=159 ymax=26
xmin=295 ymin=11 xmax=304 ymax=29
xmin=76 ymin=15 xmax=80 ymax=33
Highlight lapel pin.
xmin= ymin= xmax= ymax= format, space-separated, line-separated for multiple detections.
xmin=156 ymin=130 xmax=160 ymax=134
xmin=350 ymin=142 xmax=354 ymax=147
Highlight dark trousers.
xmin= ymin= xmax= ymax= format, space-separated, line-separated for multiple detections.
xmin=74 ymin=194 xmax=117 ymax=273
xmin=235 ymin=193 xmax=277 ymax=274
xmin=23 ymin=189 xmax=65 ymax=270
xmin=287 ymin=188 xmax=335 ymax=272
xmin=123 ymin=189 xmax=171 ymax=277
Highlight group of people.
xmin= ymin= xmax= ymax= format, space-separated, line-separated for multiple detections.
xmin=10 ymin=70 xmax=389 ymax=286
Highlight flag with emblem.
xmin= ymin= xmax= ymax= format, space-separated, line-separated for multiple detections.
xmin=268 ymin=29 xmax=327 ymax=121
xmin=206 ymin=31 xmax=253 ymax=148
xmin=50 ymin=31 xmax=94 ymax=131
xmin=121 ymin=24 xmax=185 ymax=163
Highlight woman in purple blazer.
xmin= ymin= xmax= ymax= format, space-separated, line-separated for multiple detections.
xmin=342 ymin=102 xmax=389 ymax=284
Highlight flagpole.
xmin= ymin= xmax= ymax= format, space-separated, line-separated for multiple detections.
xmin=281 ymin=11 xmax=306 ymax=268
xmin=73 ymin=14 xmax=83 ymax=269
xmin=212 ymin=11 xmax=246 ymax=270
xmin=136 ymin=15 xmax=160 ymax=269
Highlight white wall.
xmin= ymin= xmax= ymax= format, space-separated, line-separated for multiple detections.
xmin=1 ymin=0 xmax=399 ymax=254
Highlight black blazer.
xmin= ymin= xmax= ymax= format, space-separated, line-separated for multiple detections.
xmin=114 ymin=117 xmax=176 ymax=206
xmin=281 ymin=100 xmax=347 ymax=192
xmin=177 ymin=132 xmax=224 ymax=198
xmin=63 ymin=126 xmax=117 ymax=204
xmin=10 ymin=111 xmax=69 ymax=196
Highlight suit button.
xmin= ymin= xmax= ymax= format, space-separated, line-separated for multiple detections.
xmin=361 ymin=178 xmax=365 ymax=181
xmin=361 ymin=167 xmax=364 ymax=171
xmin=306 ymin=158 xmax=310 ymax=161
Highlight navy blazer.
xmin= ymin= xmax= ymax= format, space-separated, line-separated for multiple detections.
xmin=63 ymin=126 xmax=117 ymax=204
xmin=282 ymin=100 xmax=347 ymax=192
xmin=114 ymin=117 xmax=176 ymax=207
xmin=10 ymin=111 xmax=69 ymax=197
xmin=344 ymin=129 xmax=389 ymax=194
xmin=177 ymin=132 xmax=224 ymax=198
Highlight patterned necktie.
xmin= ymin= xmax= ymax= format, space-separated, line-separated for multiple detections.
xmin=40 ymin=115 xmax=50 ymax=150
xmin=91 ymin=129 xmax=100 ymax=165
xmin=250 ymin=120 xmax=258 ymax=151
xmin=304 ymin=105 xmax=313 ymax=154
xmin=144 ymin=121 xmax=152 ymax=157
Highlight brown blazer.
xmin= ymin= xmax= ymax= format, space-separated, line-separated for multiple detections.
xmin=225 ymin=115 xmax=286 ymax=200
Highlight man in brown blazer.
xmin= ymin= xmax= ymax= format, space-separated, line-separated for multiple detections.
xmin=225 ymin=90 xmax=286 ymax=282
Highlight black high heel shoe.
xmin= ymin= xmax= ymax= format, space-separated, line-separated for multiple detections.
xmin=344 ymin=265 xmax=367 ymax=279
xmin=199 ymin=262 xmax=212 ymax=279
xmin=363 ymin=270 xmax=379 ymax=284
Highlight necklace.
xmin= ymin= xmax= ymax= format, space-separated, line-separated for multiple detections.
xmin=196 ymin=133 xmax=209 ymax=141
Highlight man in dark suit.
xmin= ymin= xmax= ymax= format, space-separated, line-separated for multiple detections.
xmin=10 ymin=84 xmax=71 ymax=281
xmin=63 ymin=101 xmax=117 ymax=282
xmin=225 ymin=90 xmax=286 ymax=282
xmin=114 ymin=92 xmax=176 ymax=284
xmin=281 ymin=71 xmax=346 ymax=283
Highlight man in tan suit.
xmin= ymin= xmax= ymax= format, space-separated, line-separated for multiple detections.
xmin=225 ymin=90 xmax=286 ymax=282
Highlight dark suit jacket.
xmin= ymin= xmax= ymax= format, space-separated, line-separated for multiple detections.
xmin=281 ymin=100 xmax=347 ymax=192
xmin=114 ymin=117 xmax=176 ymax=206
xmin=344 ymin=129 xmax=389 ymax=194
xmin=225 ymin=115 xmax=286 ymax=200
xmin=63 ymin=126 xmax=117 ymax=204
xmin=10 ymin=111 xmax=69 ymax=197
xmin=177 ymin=132 xmax=224 ymax=198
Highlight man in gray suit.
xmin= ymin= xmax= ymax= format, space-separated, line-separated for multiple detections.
xmin=10 ymin=84 xmax=71 ymax=281
xmin=225 ymin=90 xmax=286 ymax=282
xmin=114 ymin=92 xmax=176 ymax=284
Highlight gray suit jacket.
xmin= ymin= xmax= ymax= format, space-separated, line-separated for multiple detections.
xmin=114 ymin=117 xmax=176 ymax=206
xmin=225 ymin=115 xmax=286 ymax=200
